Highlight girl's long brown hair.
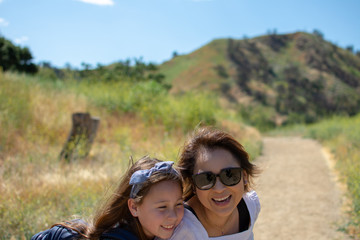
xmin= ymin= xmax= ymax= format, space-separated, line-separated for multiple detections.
xmin=56 ymin=156 xmax=182 ymax=240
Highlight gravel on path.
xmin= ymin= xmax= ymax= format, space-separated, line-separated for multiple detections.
xmin=253 ymin=137 xmax=350 ymax=240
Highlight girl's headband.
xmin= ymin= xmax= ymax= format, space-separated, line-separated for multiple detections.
xmin=129 ymin=161 xmax=179 ymax=198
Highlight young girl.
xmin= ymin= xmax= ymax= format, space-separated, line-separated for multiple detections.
xmin=31 ymin=156 xmax=184 ymax=240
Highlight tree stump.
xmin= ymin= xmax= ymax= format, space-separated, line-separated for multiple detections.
xmin=59 ymin=113 xmax=100 ymax=162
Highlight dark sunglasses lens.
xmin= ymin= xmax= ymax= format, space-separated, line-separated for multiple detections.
xmin=220 ymin=168 xmax=242 ymax=186
xmin=193 ymin=172 xmax=216 ymax=190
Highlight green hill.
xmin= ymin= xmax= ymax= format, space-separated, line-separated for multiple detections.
xmin=158 ymin=32 xmax=360 ymax=129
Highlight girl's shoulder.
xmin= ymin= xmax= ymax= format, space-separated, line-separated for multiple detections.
xmin=31 ymin=225 xmax=80 ymax=240
xmin=100 ymin=227 xmax=139 ymax=240
xmin=31 ymin=222 xmax=139 ymax=240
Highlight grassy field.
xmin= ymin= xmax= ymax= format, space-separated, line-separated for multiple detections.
xmin=1 ymin=70 xmax=359 ymax=239
xmin=0 ymin=72 xmax=262 ymax=239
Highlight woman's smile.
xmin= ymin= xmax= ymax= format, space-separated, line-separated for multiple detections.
xmin=212 ymin=195 xmax=232 ymax=205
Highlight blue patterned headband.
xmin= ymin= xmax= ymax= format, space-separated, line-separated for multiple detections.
xmin=129 ymin=161 xmax=179 ymax=198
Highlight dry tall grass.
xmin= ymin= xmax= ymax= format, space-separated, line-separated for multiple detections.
xmin=0 ymin=72 xmax=262 ymax=239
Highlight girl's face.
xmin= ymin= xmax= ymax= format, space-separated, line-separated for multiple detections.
xmin=129 ymin=180 xmax=184 ymax=239
xmin=193 ymin=148 xmax=247 ymax=218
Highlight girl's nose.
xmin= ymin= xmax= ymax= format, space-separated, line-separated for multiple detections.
xmin=167 ymin=209 xmax=178 ymax=220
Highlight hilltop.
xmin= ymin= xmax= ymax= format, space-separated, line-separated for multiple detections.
xmin=158 ymin=32 xmax=360 ymax=129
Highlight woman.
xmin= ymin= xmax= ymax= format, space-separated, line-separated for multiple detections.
xmin=169 ymin=126 xmax=260 ymax=240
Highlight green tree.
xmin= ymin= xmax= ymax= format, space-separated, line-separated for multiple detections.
xmin=0 ymin=36 xmax=38 ymax=74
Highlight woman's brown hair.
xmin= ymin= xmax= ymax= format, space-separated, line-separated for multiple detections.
xmin=178 ymin=126 xmax=259 ymax=201
xmin=57 ymin=156 xmax=182 ymax=240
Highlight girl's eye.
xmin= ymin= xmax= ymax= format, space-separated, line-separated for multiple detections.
xmin=158 ymin=206 xmax=167 ymax=209
xmin=176 ymin=202 xmax=184 ymax=207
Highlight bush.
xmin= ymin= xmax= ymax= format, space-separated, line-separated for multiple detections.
xmin=158 ymin=92 xmax=218 ymax=132
xmin=74 ymin=80 xmax=218 ymax=132
xmin=240 ymin=105 xmax=276 ymax=132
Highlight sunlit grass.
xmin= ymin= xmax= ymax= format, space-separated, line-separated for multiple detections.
xmin=0 ymin=72 xmax=262 ymax=239
xmin=0 ymin=153 xmax=111 ymax=238
xmin=73 ymin=80 xmax=219 ymax=132
xmin=305 ymin=115 xmax=360 ymax=237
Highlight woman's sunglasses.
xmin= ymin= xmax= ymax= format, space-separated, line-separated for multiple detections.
xmin=192 ymin=167 xmax=242 ymax=190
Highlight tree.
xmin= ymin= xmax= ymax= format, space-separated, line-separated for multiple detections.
xmin=313 ymin=29 xmax=324 ymax=39
xmin=0 ymin=36 xmax=38 ymax=74
xmin=346 ymin=45 xmax=354 ymax=53
xmin=356 ymin=50 xmax=360 ymax=58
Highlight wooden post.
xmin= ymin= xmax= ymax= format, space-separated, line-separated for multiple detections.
xmin=59 ymin=113 xmax=100 ymax=162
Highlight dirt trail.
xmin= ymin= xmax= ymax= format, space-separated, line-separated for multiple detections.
xmin=253 ymin=137 xmax=350 ymax=240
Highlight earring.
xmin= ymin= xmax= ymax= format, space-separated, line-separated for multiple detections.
xmin=133 ymin=212 xmax=137 ymax=216
xmin=244 ymin=180 xmax=248 ymax=185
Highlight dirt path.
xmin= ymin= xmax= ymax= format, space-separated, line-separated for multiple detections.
xmin=253 ymin=137 xmax=349 ymax=240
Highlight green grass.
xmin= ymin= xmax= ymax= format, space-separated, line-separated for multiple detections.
xmin=71 ymin=80 xmax=219 ymax=132
xmin=0 ymin=72 xmax=262 ymax=239
xmin=0 ymin=151 xmax=117 ymax=239
xmin=305 ymin=115 xmax=360 ymax=237
xmin=158 ymin=39 xmax=230 ymax=89
xmin=159 ymin=54 xmax=199 ymax=84
xmin=0 ymin=74 xmax=33 ymax=149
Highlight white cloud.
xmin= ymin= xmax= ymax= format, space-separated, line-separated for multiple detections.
xmin=0 ymin=18 xmax=9 ymax=27
xmin=77 ymin=0 xmax=114 ymax=6
xmin=14 ymin=36 xmax=29 ymax=45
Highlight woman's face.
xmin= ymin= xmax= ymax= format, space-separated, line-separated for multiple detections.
xmin=193 ymin=148 xmax=246 ymax=218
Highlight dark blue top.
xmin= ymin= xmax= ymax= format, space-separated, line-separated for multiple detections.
xmin=31 ymin=224 xmax=139 ymax=240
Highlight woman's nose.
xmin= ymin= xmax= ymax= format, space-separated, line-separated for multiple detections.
xmin=212 ymin=176 xmax=226 ymax=191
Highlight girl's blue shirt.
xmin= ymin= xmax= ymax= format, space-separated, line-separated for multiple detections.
xmin=31 ymin=224 xmax=139 ymax=240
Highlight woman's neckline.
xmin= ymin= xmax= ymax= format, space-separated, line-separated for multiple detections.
xmin=187 ymin=196 xmax=240 ymax=237
xmin=185 ymin=192 xmax=254 ymax=237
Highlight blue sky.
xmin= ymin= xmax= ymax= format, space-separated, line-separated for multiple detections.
xmin=1 ymin=0 xmax=359 ymax=68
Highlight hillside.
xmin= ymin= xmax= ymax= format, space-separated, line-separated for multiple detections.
xmin=1 ymin=33 xmax=359 ymax=238
xmin=159 ymin=32 xmax=360 ymax=128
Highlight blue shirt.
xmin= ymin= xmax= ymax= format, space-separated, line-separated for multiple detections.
xmin=31 ymin=224 xmax=139 ymax=240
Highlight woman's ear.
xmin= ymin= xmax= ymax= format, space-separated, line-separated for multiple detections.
xmin=243 ymin=170 xmax=248 ymax=185
xmin=128 ymin=198 xmax=139 ymax=217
